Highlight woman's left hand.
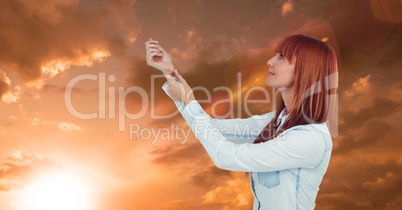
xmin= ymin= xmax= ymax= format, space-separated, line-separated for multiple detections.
xmin=145 ymin=38 xmax=174 ymax=74
xmin=166 ymin=70 xmax=195 ymax=106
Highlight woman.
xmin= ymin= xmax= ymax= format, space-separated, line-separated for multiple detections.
xmin=145 ymin=34 xmax=338 ymax=210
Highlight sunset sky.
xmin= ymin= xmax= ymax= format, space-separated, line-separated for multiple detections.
xmin=1 ymin=0 xmax=402 ymax=209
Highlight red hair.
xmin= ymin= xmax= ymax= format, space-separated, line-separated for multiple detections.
xmin=253 ymin=34 xmax=338 ymax=143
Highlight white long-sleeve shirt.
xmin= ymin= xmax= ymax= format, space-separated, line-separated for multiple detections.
xmin=162 ymin=82 xmax=333 ymax=210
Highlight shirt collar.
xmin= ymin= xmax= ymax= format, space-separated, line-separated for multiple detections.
xmin=276 ymin=108 xmax=289 ymax=125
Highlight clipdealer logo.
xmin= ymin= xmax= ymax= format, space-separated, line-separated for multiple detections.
xmin=63 ymin=72 xmax=338 ymax=140
xmin=63 ymin=73 xmax=275 ymax=131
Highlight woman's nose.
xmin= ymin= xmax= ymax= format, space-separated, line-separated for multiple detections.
xmin=267 ymin=59 xmax=274 ymax=68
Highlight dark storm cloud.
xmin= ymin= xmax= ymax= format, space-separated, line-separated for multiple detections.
xmin=329 ymin=0 xmax=396 ymax=52
xmin=334 ymin=30 xmax=402 ymax=155
xmin=0 ymin=0 xmax=139 ymax=81
xmin=318 ymin=157 xmax=402 ymax=209
xmin=337 ymin=30 xmax=402 ymax=91
xmin=291 ymin=0 xmax=336 ymax=19
xmin=134 ymin=0 xmax=278 ymax=45
xmin=341 ymin=97 xmax=401 ymax=130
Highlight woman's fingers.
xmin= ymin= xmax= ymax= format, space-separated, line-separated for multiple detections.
xmin=149 ymin=51 xmax=161 ymax=58
xmin=169 ymin=71 xmax=180 ymax=82
xmin=147 ymin=48 xmax=163 ymax=58
xmin=146 ymin=40 xmax=164 ymax=55
xmin=146 ymin=44 xmax=162 ymax=53
xmin=166 ymin=74 xmax=194 ymax=103
xmin=145 ymin=38 xmax=174 ymax=72
xmin=146 ymin=45 xmax=163 ymax=60
xmin=146 ymin=43 xmax=159 ymax=48
xmin=149 ymin=49 xmax=162 ymax=55
xmin=167 ymin=69 xmax=181 ymax=82
xmin=166 ymin=75 xmax=180 ymax=85
xmin=145 ymin=39 xmax=158 ymax=46
xmin=159 ymin=45 xmax=166 ymax=53
xmin=146 ymin=41 xmax=160 ymax=48
xmin=145 ymin=40 xmax=167 ymax=61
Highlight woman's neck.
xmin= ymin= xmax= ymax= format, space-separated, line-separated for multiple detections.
xmin=280 ymin=87 xmax=294 ymax=113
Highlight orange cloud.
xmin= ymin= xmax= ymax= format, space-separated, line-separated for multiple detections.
xmin=281 ymin=1 xmax=294 ymax=16
xmin=0 ymin=0 xmax=139 ymax=83
xmin=202 ymin=177 xmax=253 ymax=209
xmin=0 ymin=150 xmax=61 ymax=191
xmin=0 ymin=71 xmax=21 ymax=103
xmin=41 ymin=49 xmax=110 ymax=79
xmin=0 ymin=72 xmax=11 ymax=102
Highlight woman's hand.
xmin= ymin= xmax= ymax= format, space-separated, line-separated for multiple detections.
xmin=145 ymin=38 xmax=174 ymax=74
xmin=166 ymin=70 xmax=195 ymax=106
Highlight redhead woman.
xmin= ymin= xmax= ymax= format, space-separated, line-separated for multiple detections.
xmin=145 ymin=34 xmax=338 ymax=210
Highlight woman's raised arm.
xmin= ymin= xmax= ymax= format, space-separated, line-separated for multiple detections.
xmin=145 ymin=39 xmax=275 ymax=144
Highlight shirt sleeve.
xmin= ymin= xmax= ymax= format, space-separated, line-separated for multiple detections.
xmin=209 ymin=113 xmax=275 ymax=144
xmin=162 ymin=82 xmax=275 ymax=144
xmin=162 ymin=82 xmax=326 ymax=172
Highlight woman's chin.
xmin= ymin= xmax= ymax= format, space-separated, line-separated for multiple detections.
xmin=265 ymin=78 xmax=275 ymax=87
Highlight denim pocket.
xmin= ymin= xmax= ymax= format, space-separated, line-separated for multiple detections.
xmin=258 ymin=171 xmax=280 ymax=188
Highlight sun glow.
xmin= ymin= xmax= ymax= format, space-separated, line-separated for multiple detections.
xmin=22 ymin=173 xmax=93 ymax=210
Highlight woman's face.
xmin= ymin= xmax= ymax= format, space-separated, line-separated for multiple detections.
xmin=265 ymin=53 xmax=296 ymax=91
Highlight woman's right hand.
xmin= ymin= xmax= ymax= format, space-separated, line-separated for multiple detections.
xmin=145 ymin=38 xmax=174 ymax=74
xmin=166 ymin=69 xmax=195 ymax=106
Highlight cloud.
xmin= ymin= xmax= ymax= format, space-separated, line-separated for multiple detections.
xmin=13 ymin=0 xmax=78 ymax=25
xmin=281 ymin=0 xmax=294 ymax=16
xmin=0 ymin=150 xmax=62 ymax=191
xmin=167 ymin=0 xmax=203 ymax=24
xmin=317 ymin=155 xmax=402 ymax=209
xmin=287 ymin=0 xmax=335 ymax=19
xmin=150 ymin=139 xmax=252 ymax=209
xmin=190 ymin=166 xmax=233 ymax=190
xmin=31 ymin=117 xmax=83 ymax=132
xmin=8 ymin=105 xmax=83 ymax=132
xmin=57 ymin=122 xmax=83 ymax=132
xmin=0 ymin=0 xmax=139 ymax=83
xmin=160 ymin=177 xmax=253 ymax=210
xmin=329 ymin=0 xmax=395 ymax=52
xmin=0 ymin=71 xmax=21 ymax=103
xmin=41 ymin=49 xmax=110 ymax=79
xmin=0 ymin=72 xmax=11 ymax=100
xmin=0 ymin=80 xmax=8 ymax=98
xmin=1 ymin=86 xmax=21 ymax=104
xmin=150 ymin=142 xmax=208 ymax=168
xmin=169 ymin=28 xmax=204 ymax=68
xmin=202 ymin=177 xmax=253 ymax=210
xmin=334 ymin=63 xmax=402 ymax=153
